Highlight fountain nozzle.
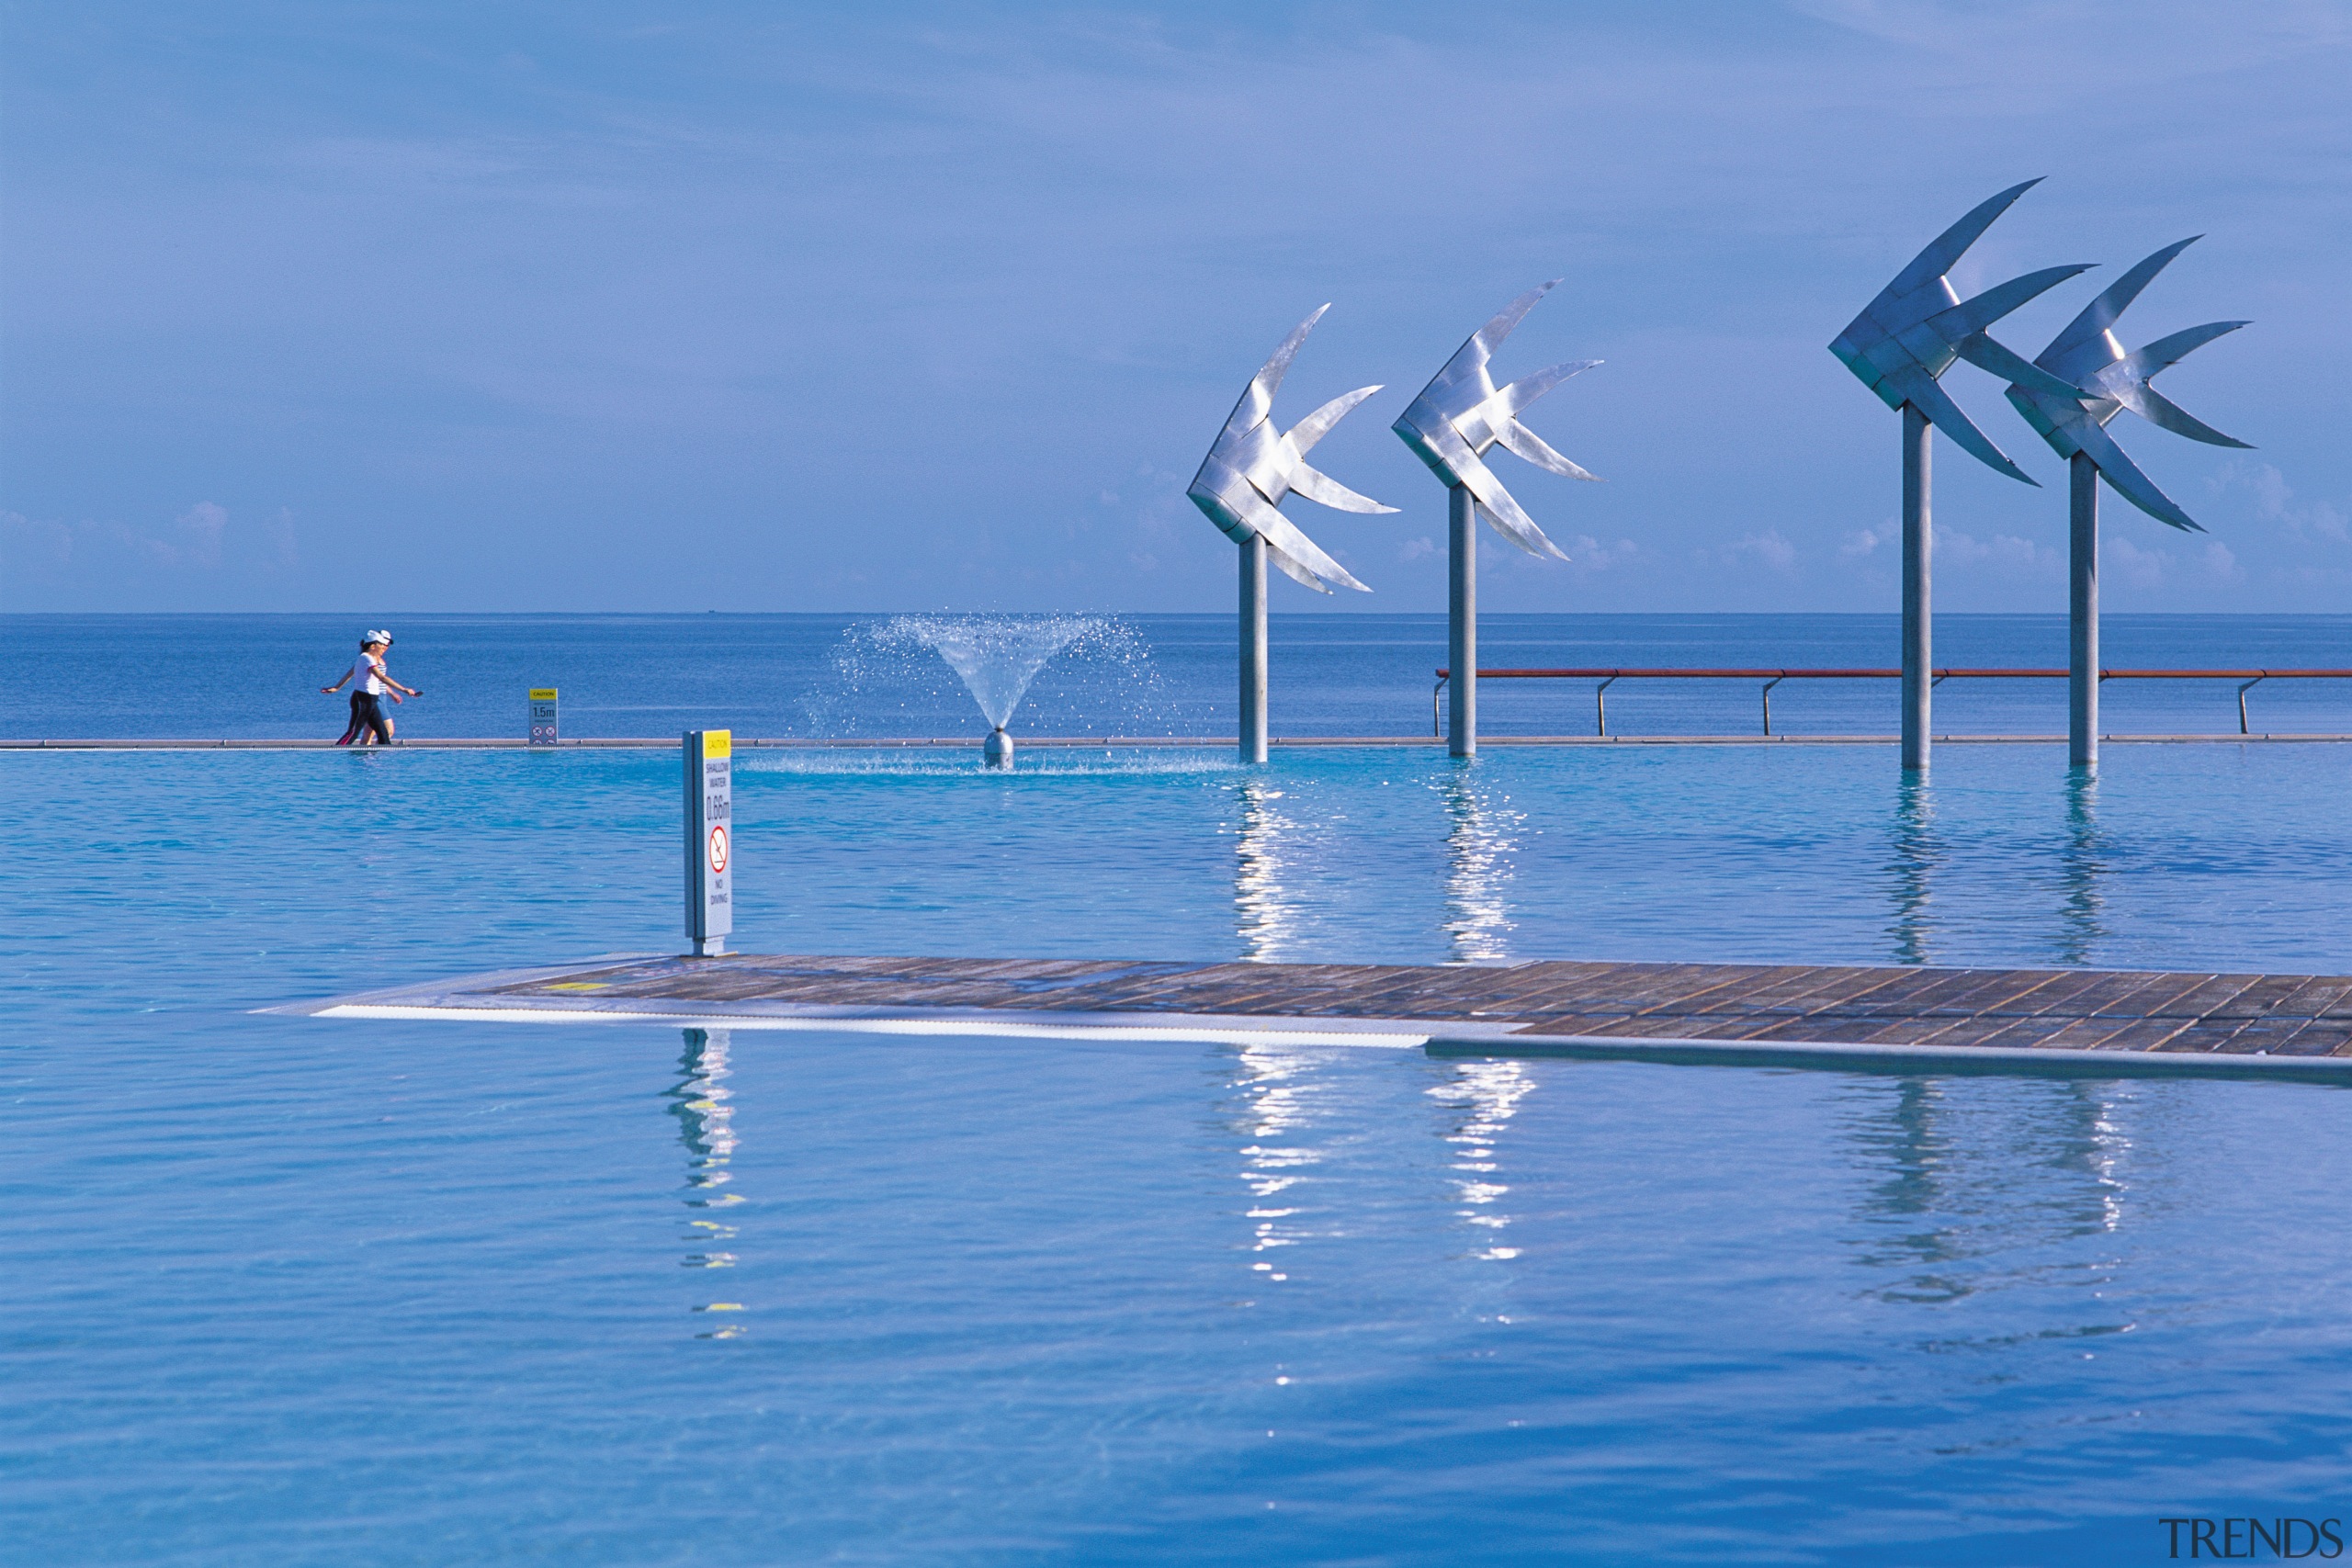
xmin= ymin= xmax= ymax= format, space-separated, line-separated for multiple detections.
xmin=983 ymin=727 xmax=1014 ymax=768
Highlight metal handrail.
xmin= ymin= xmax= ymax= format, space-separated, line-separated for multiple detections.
xmin=1430 ymin=668 xmax=2352 ymax=738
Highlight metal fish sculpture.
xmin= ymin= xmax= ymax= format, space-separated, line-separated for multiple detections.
xmin=2004 ymin=236 xmax=2252 ymax=530
xmin=1830 ymin=178 xmax=2093 ymax=484
xmin=1188 ymin=306 xmax=1396 ymax=593
xmin=1391 ymin=280 xmax=1600 ymax=560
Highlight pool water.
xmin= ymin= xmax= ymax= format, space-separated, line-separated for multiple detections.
xmin=5 ymin=742 xmax=2350 ymax=1564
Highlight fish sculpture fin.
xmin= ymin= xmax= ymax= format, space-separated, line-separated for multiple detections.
xmin=1288 ymin=461 xmax=1396 ymax=514
xmin=1218 ymin=306 xmax=1330 ymax=440
xmin=1286 ymin=385 xmax=1381 ymax=457
xmin=2075 ymin=419 xmax=2205 ymax=533
xmin=1932 ymin=265 xmax=2095 ymax=344
xmin=1957 ymin=330 xmax=2084 ymax=402
xmin=2041 ymin=238 xmax=2199 ymax=373
xmin=1499 ymin=359 xmax=1600 ymax=417
xmin=1473 ymin=499 xmax=1571 ymax=562
xmin=1428 ymin=281 xmax=1559 ymax=397
xmin=1229 ymin=484 xmax=1370 ymax=592
xmin=1496 ymin=419 xmax=1601 ymax=482
xmin=1264 ymin=538 xmax=1337 ymax=592
xmin=1885 ymin=179 xmax=2045 ymax=300
xmin=2106 ymin=322 xmax=2254 ymax=448
xmin=2117 ymin=382 xmax=2252 ymax=449
xmin=1891 ymin=367 xmax=2040 ymax=486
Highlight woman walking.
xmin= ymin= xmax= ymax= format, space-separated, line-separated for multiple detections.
xmin=322 ymin=630 xmax=417 ymax=745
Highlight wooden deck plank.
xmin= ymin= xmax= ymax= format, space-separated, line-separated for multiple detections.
xmin=2057 ymin=1018 xmax=2204 ymax=1053
xmin=2268 ymin=1021 xmax=2352 ymax=1057
xmin=1885 ymin=1014 xmax=2064 ymax=1050
xmin=1698 ymin=967 xmax=1925 ymax=1026
xmin=1671 ymin=964 xmax=1840 ymax=1012
xmin=2077 ymin=971 xmax=2216 ymax=1018
xmin=2198 ymin=1004 xmax=2344 ymax=1055
xmin=1882 ymin=968 xmax=2064 ymax=1019
xmin=459 ymin=952 xmax=2352 ymax=1063
xmin=2217 ymin=975 xmax=2335 ymax=1021
xmin=2148 ymin=973 xmax=2270 ymax=1019
xmin=1740 ymin=1016 xmax=1921 ymax=1044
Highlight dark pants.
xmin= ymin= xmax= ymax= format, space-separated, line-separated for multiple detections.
xmin=339 ymin=692 xmax=391 ymax=745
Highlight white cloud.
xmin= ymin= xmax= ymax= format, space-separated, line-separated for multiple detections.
xmin=1939 ymin=530 xmax=2055 ymax=574
xmin=0 ymin=501 xmax=298 ymax=604
xmin=1839 ymin=526 xmax=1882 ymax=558
xmin=168 ymin=502 xmax=228 ymax=570
xmin=1720 ymin=530 xmax=1796 ymax=572
xmin=2227 ymin=461 xmax=2349 ymax=543
xmin=2106 ymin=535 xmax=2172 ymax=590
xmin=1564 ymin=535 xmax=1639 ymax=570
xmin=1 ymin=510 xmax=72 ymax=570
xmin=1398 ymin=535 xmax=1437 ymax=562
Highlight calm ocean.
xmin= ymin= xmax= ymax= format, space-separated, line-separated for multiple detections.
xmin=4 ymin=611 xmax=2349 ymax=739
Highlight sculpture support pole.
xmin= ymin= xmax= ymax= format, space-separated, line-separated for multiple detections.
xmin=1900 ymin=404 xmax=1931 ymax=773
xmin=1238 ymin=533 xmax=1268 ymax=765
xmin=1447 ymin=484 xmax=1476 ymax=759
xmin=2070 ymin=452 xmax=2098 ymax=773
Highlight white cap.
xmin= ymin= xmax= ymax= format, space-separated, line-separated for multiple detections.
xmin=363 ymin=629 xmax=393 ymax=646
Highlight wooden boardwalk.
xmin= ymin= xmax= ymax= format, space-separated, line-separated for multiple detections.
xmin=288 ymin=952 xmax=2352 ymax=1078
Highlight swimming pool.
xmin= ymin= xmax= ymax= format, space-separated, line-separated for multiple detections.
xmin=4 ymin=743 xmax=2348 ymax=1563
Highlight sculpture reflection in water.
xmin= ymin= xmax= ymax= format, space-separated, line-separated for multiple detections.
xmin=1233 ymin=777 xmax=1304 ymax=963
xmin=672 ymin=1027 xmax=748 ymax=1338
xmin=2059 ymin=770 xmax=2107 ymax=966
xmin=1426 ymin=1059 xmax=1535 ymax=1263
xmin=1846 ymin=1076 xmax=2135 ymax=1312
xmin=1227 ymin=1044 xmax=1336 ymax=1287
xmin=1885 ymin=776 xmax=1939 ymax=965
xmin=1441 ymin=773 xmax=1521 ymax=964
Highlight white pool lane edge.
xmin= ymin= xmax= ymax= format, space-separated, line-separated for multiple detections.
xmin=308 ymin=1001 xmax=1429 ymax=1050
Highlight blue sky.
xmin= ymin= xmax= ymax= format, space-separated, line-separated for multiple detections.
xmin=4 ymin=1 xmax=2347 ymax=614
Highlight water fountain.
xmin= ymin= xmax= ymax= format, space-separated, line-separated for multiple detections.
xmin=893 ymin=616 xmax=1094 ymax=766
xmin=813 ymin=615 xmax=1166 ymax=763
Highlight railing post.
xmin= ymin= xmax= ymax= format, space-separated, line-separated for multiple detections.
xmin=1386 ymin=667 xmax=2344 ymax=741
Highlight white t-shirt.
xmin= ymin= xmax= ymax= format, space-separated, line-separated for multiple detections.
xmin=350 ymin=651 xmax=385 ymax=695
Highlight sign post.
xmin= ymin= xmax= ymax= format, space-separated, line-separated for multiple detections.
xmin=684 ymin=729 xmax=732 ymax=957
xmin=528 ymin=688 xmax=560 ymax=746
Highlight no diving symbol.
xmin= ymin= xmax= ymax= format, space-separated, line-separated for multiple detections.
xmin=707 ymin=824 xmax=730 ymax=876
